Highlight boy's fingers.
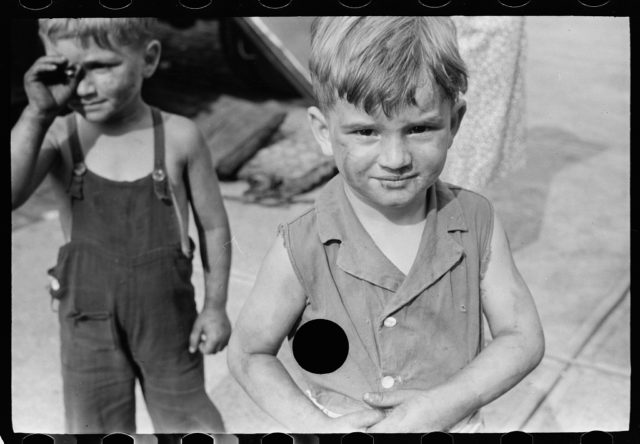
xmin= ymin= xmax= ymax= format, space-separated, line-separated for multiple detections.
xmin=345 ymin=408 xmax=385 ymax=429
xmin=33 ymin=64 xmax=59 ymax=72
xmin=34 ymin=55 xmax=67 ymax=66
xmin=363 ymin=391 xmax=407 ymax=408
xmin=188 ymin=324 xmax=202 ymax=353
xmin=366 ymin=419 xmax=394 ymax=434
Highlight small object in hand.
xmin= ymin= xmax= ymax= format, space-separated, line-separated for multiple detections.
xmin=63 ymin=65 xmax=78 ymax=79
xmin=41 ymin=62 xmax=79 ymax=84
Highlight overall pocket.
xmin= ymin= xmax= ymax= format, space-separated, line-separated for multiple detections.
xmin=53 ymin=243 xmax=118 ymax=361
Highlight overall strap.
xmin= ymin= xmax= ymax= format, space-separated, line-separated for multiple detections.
xmin=151 ymin=107 xmax=171 ymax=203
xmin=65 ymin=113 xmax=87 ymax=200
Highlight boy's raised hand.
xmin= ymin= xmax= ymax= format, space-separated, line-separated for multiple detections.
xmin=24 ymin=55 xmax=79 ymax=118
xmin=189 ymin=307 xmax=232 ymax=355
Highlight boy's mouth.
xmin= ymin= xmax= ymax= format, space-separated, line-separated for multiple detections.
xmin=375 ymin=174 xmax=418 ymax=189
xmin=375 ymin=174 xmax=418 ymax=182
xmin=71 ymin=99 xmax=106 ymax=109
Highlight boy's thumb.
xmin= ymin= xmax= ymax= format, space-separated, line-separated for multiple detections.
xmin=348 ymin=408 xmax=385 ymax=428
xmin=363 ymin=391 xmax=405 ymax=408
xmin=188 ymin=325 xmax=201 ymax=353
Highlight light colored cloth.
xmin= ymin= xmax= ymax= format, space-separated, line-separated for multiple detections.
xmin=278 ymin=175 xmax=494 ymax=430
xmin=442 ymin=16 xmax=527 ymax=192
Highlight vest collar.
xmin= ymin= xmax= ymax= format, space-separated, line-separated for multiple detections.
xmin=315 ymin=176 xmax=468 ymax=299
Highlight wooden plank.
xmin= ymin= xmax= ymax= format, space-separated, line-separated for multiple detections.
xmin=234 ymin=17 xmax=315 ymax=101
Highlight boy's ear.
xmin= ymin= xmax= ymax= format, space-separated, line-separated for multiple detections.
xmin=449 ymin=98 xmax=467 ymax=140
xmin=307 ymin=106 xmax=334 ymax=156
xmin=142 ymin=40 xmax=162 ymax=79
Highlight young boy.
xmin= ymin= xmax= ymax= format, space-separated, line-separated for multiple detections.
xmin=228 ymin=17 xmax=545 ymax=433
xmin=11 ymin=18 xmax=232 ymax=434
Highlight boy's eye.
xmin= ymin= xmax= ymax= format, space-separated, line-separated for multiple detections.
xmin=408 ymin=125 xmax=429 ymax=134
xmin=85 ymin=62 xmax=117 ymax=72
xmin=354 ymin=129 xmax=375 ymax=137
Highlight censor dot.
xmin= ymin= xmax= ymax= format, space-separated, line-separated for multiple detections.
xmin=292 ymin=319 xmax=349 ymax=374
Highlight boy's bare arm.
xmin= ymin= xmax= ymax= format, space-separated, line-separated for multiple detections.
xmin=227 ymin=235 xmax=385 ymax=433
xmin=364 ymin=213 xmax=545 ymax=432
xmin=12 ymin=55 xmax=78 ymax=209
xmin=180 ymin=122 xmax=232 ymax=354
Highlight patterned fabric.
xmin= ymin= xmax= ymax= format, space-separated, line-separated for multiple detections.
xmin=442 ymin=16 xmax=527 ymax=192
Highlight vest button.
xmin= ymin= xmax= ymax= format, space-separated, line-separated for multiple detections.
xmin=383 ymin=317 xmax=397 ymax=328
xmin=381 ymin=376 xmax=395 ymax=389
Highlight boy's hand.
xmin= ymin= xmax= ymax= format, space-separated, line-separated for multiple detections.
xmin=189 ymin=307 xmax=232 ymax=354
xmin=362 ymin=389 xmax=457 ymax=433
xmin=24 ymin=55 xmax=80 ymax=119
xmin=321 ymin=408 xmax=386 ymax=433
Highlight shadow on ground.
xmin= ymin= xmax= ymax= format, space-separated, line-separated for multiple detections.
xmin=485 ymin=126 xmax=607 ymax=252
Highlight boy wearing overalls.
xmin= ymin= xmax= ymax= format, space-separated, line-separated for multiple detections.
xmin=11 ymin=18 xmax=231 ymax=433
xmin=228 ymin=17 xmax=545 ymax=433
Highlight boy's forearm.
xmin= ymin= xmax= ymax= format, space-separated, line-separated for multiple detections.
xmin=200 ymin=226 xmax=231 ymax=310
xmin=437 ymin=329 xmax=545 ymax=420
xmin=228 ymin=346 xmax=331 ymax=432
xmin=11 ymin=107 xmax=55 ymax=208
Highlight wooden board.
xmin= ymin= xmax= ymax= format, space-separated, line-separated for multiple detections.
xmin=234 ymin=17 xmax=315 ymax=101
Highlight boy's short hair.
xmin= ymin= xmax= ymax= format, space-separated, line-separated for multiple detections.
xmin=38 ymin=18 xmax=158 ymax=50
xmin=309 ymin=16 xmax=468 ymax=116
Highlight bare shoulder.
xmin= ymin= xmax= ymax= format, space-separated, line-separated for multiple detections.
xmin=160 ymin=110 xmax=205 ymax=158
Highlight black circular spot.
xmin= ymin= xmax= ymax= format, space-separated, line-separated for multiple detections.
xmin=179 ymin=0 xmax=213 ymax=9
xmin=182 ymin=433 xmax=214 ymax=444
xmin=258 ymin=0 xmax=292 ymax=9
xmin=497 ymin=0 xmax=530 ymax=7
xmin=263 ymin=433 xmax=294 ymax=444
xmin=581 ymin=431 xmax=613 ymax=444
xmin=342 ymin=432 xmax=373 ymax=444
xmin=19 ymin=0 xmax=52 ymax=10
xmin=338 ymin=0 xmax=372 ymax=7
xmin=99 ymin=0 xmax=132 ymax=10
xmin=292 ymin=319 xmax=349 ymax=374
xmin=421 ymin=432 xmax=453 ymax=444
xmin=500 ymin=431 xmax=533 ymax=444
xmin=103 ymin=433 xmax=134 ymax=444
xmin=24 ymin=435 xmax=54 ymax=444
xmin=578 ymin=0 xmax=610 ymax=6
xmin=417 ymin=0 xmax=452 ymax=8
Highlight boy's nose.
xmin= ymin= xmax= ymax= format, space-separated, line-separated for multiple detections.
xmin=378 ymin=137 xmax=411 ymax=171
xmin=74 ymin=70 xmax=95 ymax=97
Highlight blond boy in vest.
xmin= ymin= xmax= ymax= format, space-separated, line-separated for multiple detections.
xmin=228 ymin=17 xmax=544 ymax=433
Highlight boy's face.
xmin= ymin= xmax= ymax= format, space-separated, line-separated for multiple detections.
xmin=43 ymin=37 xmax=160 ymax=123
xmin=309 ymin=83 xmax=465 ymax=215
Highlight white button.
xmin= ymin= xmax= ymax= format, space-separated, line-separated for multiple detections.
xmin=381 ymin=376 xmax=395 ymax=389
xmin=383 ymin=317 xmax=397 ymax=328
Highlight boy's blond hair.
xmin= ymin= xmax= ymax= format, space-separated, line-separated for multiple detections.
xmin=309 ymin=16 xmax=468 ymax=116
xmin=38 ymin=18 xmax=158 ymax=50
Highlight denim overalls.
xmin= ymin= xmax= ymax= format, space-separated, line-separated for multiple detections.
xmin=48 ymin=108 xmax=223 ymax=433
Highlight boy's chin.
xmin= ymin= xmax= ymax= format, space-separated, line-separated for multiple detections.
xmin=362 ymin=189 xmax=427 ymax=211
xmin=73 ymin=107 xmax=115 ymax=123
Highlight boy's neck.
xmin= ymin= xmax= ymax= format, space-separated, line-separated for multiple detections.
xmin=343 ymin=183 xmax=427 ymax=227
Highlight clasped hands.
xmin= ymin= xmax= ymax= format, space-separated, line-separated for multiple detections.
xmin=321 ymin=388 xmax=460 ymax=433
